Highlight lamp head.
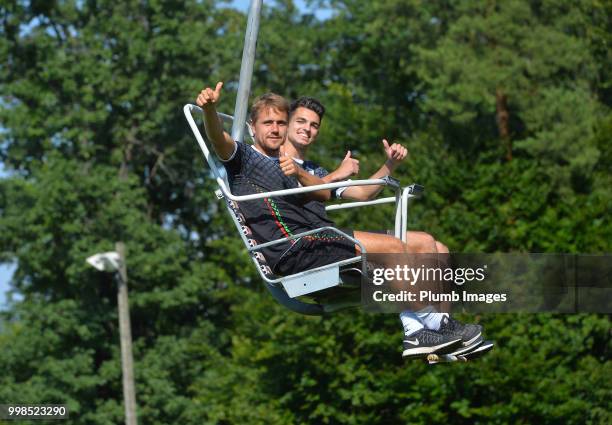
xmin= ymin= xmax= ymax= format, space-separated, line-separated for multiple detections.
xmin=86 ymin=252 xmax=121 ymax=272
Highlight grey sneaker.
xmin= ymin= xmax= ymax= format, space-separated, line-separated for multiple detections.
xmin=402 ymin=329 xmax=463 ymax=359
xmin=438 ymin=315 xmax=483 ymax=346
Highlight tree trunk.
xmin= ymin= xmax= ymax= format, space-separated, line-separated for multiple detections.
xmin=496 ymin=87 xmax=512 ymax=161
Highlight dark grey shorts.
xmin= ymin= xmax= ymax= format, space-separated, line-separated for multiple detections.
xmin=273 ymin=228 xmax=357 ymax=276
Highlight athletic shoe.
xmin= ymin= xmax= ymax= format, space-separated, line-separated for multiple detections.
xmin=460 ymin=340 xmax=495 ymax=361
xmin=447 ymin=339 xmax=483 ymax=356
xmin=402 ymin=329 xmax=463 ymax=358
xmin=438 ymin=315 xmax=483 ymax=346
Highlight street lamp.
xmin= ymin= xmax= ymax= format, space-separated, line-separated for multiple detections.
xmin=86 ymin=242 xmax=137 ymax=425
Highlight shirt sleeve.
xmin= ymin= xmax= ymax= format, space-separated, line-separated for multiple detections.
xmin=222 ymin=141 xmax=244 ymax=176
xmin=312 ymin=166 xmax=329 ymax=179
xmin=218 ymin=141 xmax=239 ymax=163
xmin=335 ymin=183 xmax=350 ymax=199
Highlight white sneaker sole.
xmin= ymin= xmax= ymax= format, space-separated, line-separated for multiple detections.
xmin=402 ymin=338 xmax=462 ymax=358
xmin=450 ymin=339 xmax=483 ymax=356
xmin=463 ymin=332 xmax=483 ymax=346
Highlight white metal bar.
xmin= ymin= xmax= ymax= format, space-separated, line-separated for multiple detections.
xmin=184 ymin=104 xmax=224 ymax=182
xmin=394 ymin=190 xmax=402 ymax=239
xmin=250 ymin=226 xmax=363 ymax=253
xmin=325 ymin=197 xmax=396 ymax=211
xmin=222 ymin=178 xmax=389 ymax=202
xmin=401 ymin=188 xmax=412 ymax=242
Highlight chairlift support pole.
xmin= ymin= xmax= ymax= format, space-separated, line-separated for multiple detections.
xmin=231 ymin=0 xmax=263 ymax=143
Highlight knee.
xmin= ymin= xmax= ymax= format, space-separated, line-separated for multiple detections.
xmin=406 ymin=231 xmax=437 ymax=253
xmin=436 ymin=241 xmax=449 ymax=254
xmin=390 ymin=237 xmax=407 ymax=253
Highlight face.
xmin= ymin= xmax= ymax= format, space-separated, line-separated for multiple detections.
xmin=251 ymin=107 xmax=288 ymax=156
xmin=287 ymin=106 xmax=321 ymax=150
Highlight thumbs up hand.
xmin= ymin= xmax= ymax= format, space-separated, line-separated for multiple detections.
xmin=382 ymin=139 xmax=408 ymax=167
xmin=196 ymin=82 xmax=223 ymax=110
xmin=279 ymin=147 xmax=299 ymax=177
xmin=334 ymin=150 xmax=360 ymax=180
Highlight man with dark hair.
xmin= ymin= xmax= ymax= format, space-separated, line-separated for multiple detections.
xmin=285 ymin=96 xmax=445 ymax=252
xmin=196 ymin=82 xmax=479 ymax=358
xmin=281 ymin=96 xmax=486 ymax=358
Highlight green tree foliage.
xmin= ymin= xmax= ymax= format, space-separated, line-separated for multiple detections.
xmin=1 ymin=0 xmax=610 ymax=424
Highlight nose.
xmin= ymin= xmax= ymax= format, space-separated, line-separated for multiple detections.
xmin=271 ymin=122 xmax=280 ymax=133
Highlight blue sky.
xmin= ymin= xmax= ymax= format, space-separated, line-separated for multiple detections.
xmin=0 ymin=264 xmax=16 ymax=309
xmin=0 ymin=0 xmax=333 ymax=308
xmin=229 ymin=0 xmax=333 ymax=20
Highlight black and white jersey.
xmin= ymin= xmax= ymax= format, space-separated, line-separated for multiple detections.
xmin=223 ymin=142 xmax=336 ymax=269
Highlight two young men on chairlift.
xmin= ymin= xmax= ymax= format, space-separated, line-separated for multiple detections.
xmin=196 ymin=82 xmax=487 ymax=359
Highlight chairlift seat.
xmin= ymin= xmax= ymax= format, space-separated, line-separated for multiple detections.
xmin=184 ymin=104 xmax=423 ymax=315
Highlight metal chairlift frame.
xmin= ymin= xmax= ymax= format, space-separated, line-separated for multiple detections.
xmin=183 ymin=0 xmax=423 ymax=315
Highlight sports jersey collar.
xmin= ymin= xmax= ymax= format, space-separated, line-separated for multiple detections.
xmin=250 ymin=144 xmax=279 ymax=161
xmin=251 ymin=144 xmax=304 ymax=163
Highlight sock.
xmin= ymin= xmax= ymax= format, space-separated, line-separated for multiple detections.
xmin=417 ymin=306 xmax=448 ymax=331
xmin=399 ymin=310 xmax=424 ymax=336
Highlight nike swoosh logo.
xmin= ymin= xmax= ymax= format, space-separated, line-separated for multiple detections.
xmin=404 ymin=338 xmax=419 ymax=345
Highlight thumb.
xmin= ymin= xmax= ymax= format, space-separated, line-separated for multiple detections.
xmin=344 ymin=150 xmax=351 ymax=159
xmin=279 ymin=144 xmax=286 ymax=157
xmin=214 ymin=81 xmax=223 ymax=94
xmin=382 ymin=139 xmax=390 ymax=150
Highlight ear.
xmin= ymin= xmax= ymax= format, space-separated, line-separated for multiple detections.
xmin=247 ymin=120 xmax=255 ymax=136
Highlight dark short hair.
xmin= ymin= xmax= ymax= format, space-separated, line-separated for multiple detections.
xmin=290 ymin=96 xmax=325 ymax=121
xmin=249 ymin=93 xmax=289 ymax=123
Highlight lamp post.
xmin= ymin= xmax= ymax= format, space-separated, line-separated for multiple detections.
xmin=86 ymin=244 xmax=137 ymax=425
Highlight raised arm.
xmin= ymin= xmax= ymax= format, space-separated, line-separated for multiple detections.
xmin=196 ymin=82 xmax=236 ymax=160
xmin=340 ymin=139 xmax=408 ymax=201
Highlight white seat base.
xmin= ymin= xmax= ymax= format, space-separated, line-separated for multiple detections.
xmin=281 ymin=266 xmax=340 ymax=298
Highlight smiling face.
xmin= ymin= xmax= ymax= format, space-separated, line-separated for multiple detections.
xmin=287 ymin=106 xmax=321 ymax=151
xmin=251 ymin=107 xmax=288 ymax=156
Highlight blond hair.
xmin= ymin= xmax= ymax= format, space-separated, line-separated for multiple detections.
xmin=249 ymin=93 xmax=289 ymax=123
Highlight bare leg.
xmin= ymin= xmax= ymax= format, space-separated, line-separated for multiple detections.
xmin=354 ymin=231 xmax=433 ymax=310
xmin=353 ymin=230 xmax=407 ymax=254
xmin=404 ymin=233 xmax=451 ymax=312
xmin=354 ymin=231 xmax=453 ymax=313
xmin=404 ymin=231 xmax=439 ymax=253
xmin=435 ymin=241 xmax=449 ymax=254
xmin=353 ymin=230 xmax=443 ymax=254
xmin=433 ymin=240 xmax=452 ymax=313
